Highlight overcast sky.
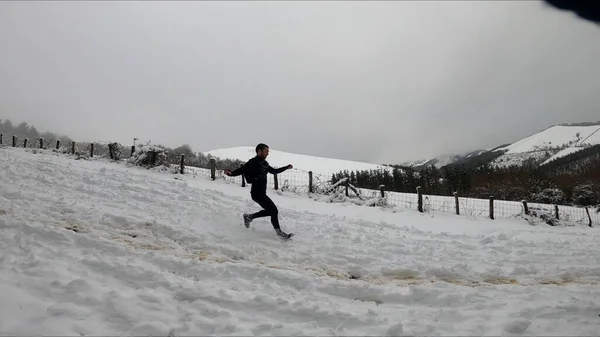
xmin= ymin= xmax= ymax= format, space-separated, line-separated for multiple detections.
xmin=1 ymin=1 xmax=599 ymax=164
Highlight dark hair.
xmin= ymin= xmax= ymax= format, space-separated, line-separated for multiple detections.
xmin=256 ymin=143 xmax=269 ymax=153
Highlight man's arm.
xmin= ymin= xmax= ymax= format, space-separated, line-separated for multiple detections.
xmin=227 ymin=164 xmax=246 ymax=177
xmin=267 ymin=163 xmax=292 ymax=175
xmin=225 ymin=159 xmax=252 ymax=177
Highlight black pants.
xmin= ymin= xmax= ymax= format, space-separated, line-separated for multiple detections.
xmin=250 ymin=192 xmax=280 ymax=231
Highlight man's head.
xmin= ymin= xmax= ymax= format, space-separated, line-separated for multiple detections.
xmin=255 ymin=143 xmax=269 ymax=158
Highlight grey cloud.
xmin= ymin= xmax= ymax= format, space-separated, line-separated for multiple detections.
xmin=1 ymin=1 xmax=599 ymax=165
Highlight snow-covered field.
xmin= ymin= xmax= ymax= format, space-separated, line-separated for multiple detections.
xmin=2 ymin=146 xmax=600 ymax=336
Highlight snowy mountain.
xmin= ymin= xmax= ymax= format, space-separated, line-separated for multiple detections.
xmin=435 ymin=122 xmax=600 ymax=169
xmin=489 ymin=124 xmax=600 ymax=168
xmin=205 ymin=146 xmax=394 ymax=177
xmin=2 ymin=146 xmax=600 ymax=335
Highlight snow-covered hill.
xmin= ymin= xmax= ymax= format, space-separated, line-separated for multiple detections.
xmin=2 ymin=146 xmax=600 ymax=335
xmin=429 ymin=123 xmax=600 ymax=169
xmin=490 ymin=124 xmax=600 ymax=168
xmin=205 ymin=146 xmax=393 ymax=176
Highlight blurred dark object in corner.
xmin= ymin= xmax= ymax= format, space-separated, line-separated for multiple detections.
xmin=543 ymin=0 xmax=600 ymax=24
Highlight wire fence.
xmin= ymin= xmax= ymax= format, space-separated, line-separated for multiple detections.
xmin=3 ymin=132 xmax=599 ymax=228
xmin=183 ymin=162 xmax=600 ymax=228
xmin=0 ymin=134 xmax=128 ymax=159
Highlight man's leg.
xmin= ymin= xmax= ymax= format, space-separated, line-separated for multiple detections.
xmin=242 ymin=192 xmax=267 ymax=228
xmin=249 ymin=193 xmax=281 ymax=231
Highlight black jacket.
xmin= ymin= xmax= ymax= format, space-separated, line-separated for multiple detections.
xmin=228 ymin=156 xmax=289 ymax=195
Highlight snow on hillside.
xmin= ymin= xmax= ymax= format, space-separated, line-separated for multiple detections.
xmin=580 ymin=126 xmax=600 ymax=145
xmin=205 ymin=146 xmax=393 ymax=177
xmin=494 ymin=125 xmax=600 ymax=154
xmin=400 ymin=158 xmax=430 ymax=167
xmin=541 ymin=147 xmax=586 ymax=165
xmin=401 ymin=149 xmax=489 ymax=168
xmin=401 ymin=156 xmax=456 ymax=168
xmin=491 ymin=125 xmax=600 ymax=167
xmin=2 ymin=146 xmax=600 ymax=335
xmin=428 ymin=154 xmax=464 ymax=168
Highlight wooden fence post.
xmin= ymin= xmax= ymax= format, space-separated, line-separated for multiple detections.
xmin=210 ymin=158 xmax=216 ymax=180
xmin=150 ymin=151 xmax=156 ymax=166
xmin=39 ymin=138 xmax=44 ymax=149
xmin=308 ymin=171 xmax=313 ymax=193
xmin=522 ymin=201 xmax=529 ymax=215
xmin=12 ymin=135 xmax=17 ymax=147
xmin=585 ymin=207 xmax=592 ymax=227
xmin=109 ymin=144 xmax=114 ymax=159
xmin=380 ymin=185 xmax=385 ymax=198
xmin=180 ymin=154 xmax=185 ymax=174
xmin=56 ymin=140 xmax=61 ymax=150
xmin=555 ymin=205 xmax=559 ymax=220
xmin=241 ymin=164 xmax=246 ymax=187
xmin=90 ymin=143 xmax=94 ymax=157
xmin=131 ymin=145 xmax=135 ymax=157
xmin=0 ymin=133 xmax=3 ymax=145
xmin=345 ymin=179 xmax=349 ymax=197
xmin=71 ymin=141 xmax=76 ymax=155
xmin=489 ymin=196 xmax=495 ymax=220
xmin=417 ymin=186 xmax=423 ymax=212
xmin=23 ymin=138 xmax=28 ymax=148
xmin=454 ymin=191 xmax=459 ymax=215
xmin=274 ymin=174 xmax=279 ymax=190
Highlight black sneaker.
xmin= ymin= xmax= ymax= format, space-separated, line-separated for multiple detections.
xmin=275 ymin=229 xmax=293 ymax=239
xmin=243 ymin=214 xmax=252 ymax=228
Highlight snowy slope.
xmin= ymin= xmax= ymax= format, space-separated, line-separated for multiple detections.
xmin=494 ymin=125 xmax=600 ymax=154
xmin=2 ymin=146 xmax=600 ymax=335
xmin=541 ymin=147 xmax=586 ymax=165
xmin=205 ymin=146 xmax=393 ymax=176
xmin=491 ymin=125 xmax=600 ymax=167
xmin=580 ymin=126 xmax=600 ymax=145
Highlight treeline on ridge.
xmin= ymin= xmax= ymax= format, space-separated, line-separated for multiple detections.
xmin=0 ymin=119 xmax=73 ymax=146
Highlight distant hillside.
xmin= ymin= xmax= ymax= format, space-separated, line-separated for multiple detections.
xmin=204 ymin=146 xmax=394 ymax=177
xmin=402 ymin=149 xmax=489 ymax=169
xmin=490 ymin=124 xmax=600 ymax=168
xmin=444 ymin=123 xmax=600 ymax=170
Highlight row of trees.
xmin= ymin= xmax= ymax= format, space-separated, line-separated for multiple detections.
xmin=332 ymin=145 xmax=600 ymax=207
xmin=0 ymin=119 xmax=73 ymax=146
